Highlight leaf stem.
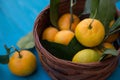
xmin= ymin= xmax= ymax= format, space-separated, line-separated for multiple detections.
xmin=70 ymin=0 xmax=76 ymax=31
xmin=110 ymin=28 xmax=120 ymax=35
xmin=99 ymin=54 xmax=107 ymax=61
xmin=104 ymin=27 xmax=120 ymax=41
xmin=88 ymin=9 xmax=97 ymax=29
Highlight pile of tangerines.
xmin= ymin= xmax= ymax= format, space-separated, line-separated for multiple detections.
xmin=42 ymin=13 xmax=119 ymax=63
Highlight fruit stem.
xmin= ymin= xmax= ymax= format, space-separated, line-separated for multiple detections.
xmin=12 ymin=46 xmax=22 ymax=58
xmin=88 ymin=19 xmax=94 ymax=29
xmin=4 ymin=44 xmax=12 ymax=55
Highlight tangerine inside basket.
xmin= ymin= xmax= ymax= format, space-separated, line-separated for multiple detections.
xmin=33 ymin=0 xmax=120 ymax=80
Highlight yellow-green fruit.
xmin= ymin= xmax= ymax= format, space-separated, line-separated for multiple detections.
xmin=72 ymin=49 xmax=100 ymax=63
xmin=75 ymin=18 xmax=105 ymax=47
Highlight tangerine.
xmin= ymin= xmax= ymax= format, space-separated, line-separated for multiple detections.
xmin=75 ymin=18 xmax=105 ymax=47
xmin=58 ymin=13 xmax=80 ymax=31
xmin=54 ymin=30 xmax=74 ymax=45
xmin=42 ymin=26 xmax=59 ymax=42
xmin=8 ymin=50 xmax=37 ymax=76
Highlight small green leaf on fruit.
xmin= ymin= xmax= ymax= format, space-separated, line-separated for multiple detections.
xmin=17 ymin=32 xmax=35 ymax=49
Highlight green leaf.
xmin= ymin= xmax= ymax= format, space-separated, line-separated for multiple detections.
xmin=17 ymin=32 xmax=35 ymax=49
xmin=103 ymin=49 xmax=119 ymax=56
xmin=68 ymin=37 xmax=85 ymax=52
xmin=92 ymin=0 xmax=116 ymax=34
xmin=110 ymin=17 xmax=120 ymax=32
xmin=0 ymin=45 xmax=13 ymax=64
xmin=41 ymin=37 xmax=85 ymax=60
xmin=99 ymin=48 xmax=119 ymax=61
xmin=0 ymin=55 xmax=9 ymax=64
xmin=0 ymin=45 xmax=11 ymax=64
xmin=50 ymin=0 xmax=59 ymax=27
xmin=90 ymin=0 xmax=100 ymax=18
xmin=4 ymin=44 xmax=11 ymax=55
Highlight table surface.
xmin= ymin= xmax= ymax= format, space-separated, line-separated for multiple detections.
xmin=0 ymin=0 xmax=120 ymax=80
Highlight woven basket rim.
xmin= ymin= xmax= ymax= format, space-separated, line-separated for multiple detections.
xmin=33 ymin=1 xmax=120 ymax=79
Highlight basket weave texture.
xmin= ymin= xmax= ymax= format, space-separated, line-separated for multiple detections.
xmin=33 ymin=0 xmax=120 ymax=80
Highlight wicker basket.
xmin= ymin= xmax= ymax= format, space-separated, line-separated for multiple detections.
xmin=33 ymin=0 xmax=120 ymax=80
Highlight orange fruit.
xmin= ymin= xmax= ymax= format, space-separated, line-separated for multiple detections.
xmin=103 ymin=42 xmax=115 ymax=58
xmin=58 ymin=13 xmax=80 ymax=31
xmin=102 ymin=42 xmax=115 ymax=49
xmin=75 ymin=18 xmax=105 ymax=47
xmin=54 ymin=30 xmax=74 ymax=45
xmin=42 ymin=26 xmax=59 ymax=42
xmin=72 ymin=49 xmax=100 ymax=63
xmin=8 ymin=50 xmax=37 ymax=76
xmin=109 ymin=20 xmax=115 ymax=27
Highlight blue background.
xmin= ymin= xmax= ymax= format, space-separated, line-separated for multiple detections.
xmin=0 ymin=0 xmax=120 ymax=80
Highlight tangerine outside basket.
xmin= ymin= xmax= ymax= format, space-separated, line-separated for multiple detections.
xmin=33 ymin=0 xmax=120 ymax=80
